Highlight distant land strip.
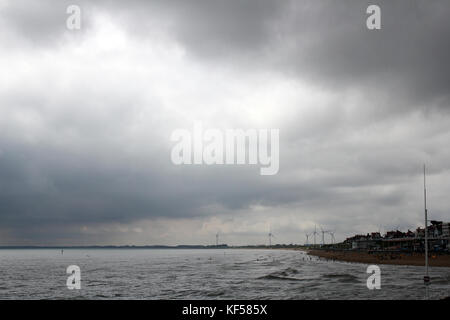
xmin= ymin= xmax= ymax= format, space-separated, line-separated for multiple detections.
xmin=306 ymin=249 xmax=450 ymax=267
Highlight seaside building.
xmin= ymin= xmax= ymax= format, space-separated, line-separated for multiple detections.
xmin=344 ymin=221 xmax=450 ymax=252
xmin=443 ymin=223 xmax=450 ymax=238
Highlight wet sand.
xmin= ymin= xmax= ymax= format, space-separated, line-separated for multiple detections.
xmin=307 ymin=249 xmax=450 ymax=267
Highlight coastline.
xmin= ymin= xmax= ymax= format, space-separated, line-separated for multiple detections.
xmin=305 ymin=249 xmax=450 ymax=267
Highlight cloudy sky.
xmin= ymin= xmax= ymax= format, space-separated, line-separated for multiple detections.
xmin=0 ymin=0 xmax=449 ymax=246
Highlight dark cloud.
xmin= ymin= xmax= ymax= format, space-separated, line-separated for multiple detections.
xmin=1 ymin=0 xmax=449 ymax=245
xmin=105 ymin=0 xmax=450 ymax=111
xmin=3 ymin=0 xmax=449 ymax=108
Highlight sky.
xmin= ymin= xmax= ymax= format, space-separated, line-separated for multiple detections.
xmin=0 ymin=0 xmax=449 ymax=246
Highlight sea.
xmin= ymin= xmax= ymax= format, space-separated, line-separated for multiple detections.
xmin=0 ymin=249 xmax=448 ymax=299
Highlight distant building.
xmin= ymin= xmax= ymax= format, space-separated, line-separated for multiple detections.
xmin=371 ymin=232 xmax=382 ymax=239
xmin=443 ymin=223 xmax=450 ymax=238
xmin=344 ymin=221 xmax=449 ymax=252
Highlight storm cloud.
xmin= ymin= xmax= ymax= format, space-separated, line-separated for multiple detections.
xmin=0 ymin=0 xmax=449 ymax=245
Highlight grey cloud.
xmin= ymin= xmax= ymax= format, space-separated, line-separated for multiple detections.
xmin=1 ymin=0 xmax=450 ymax=245
xmin=3 ymin=1 xmax=449 ymax=109
xmin=106 ymin=0 xmax=450 ymax=111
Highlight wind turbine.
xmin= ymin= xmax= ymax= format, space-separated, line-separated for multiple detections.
xmin=328 ymin=231 xmax=335 ymax=244
xmin=321 ymin=227 xmax=325 ymax=245
xmin=312 ymin=225 xmax=318 ymax=247
xmin=268 ymin=227 xmax=275 ymax=247
xmin=377 ymin=225 xmax=383 ymax=237
xmin=305 ymin=233 xmax=311 ymax=246
xmin=320 ymin=226 xmax=330 ymax=245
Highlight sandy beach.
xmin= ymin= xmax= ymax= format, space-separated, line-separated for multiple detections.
xmin=307 ymin=249 xmax=450 ymax=267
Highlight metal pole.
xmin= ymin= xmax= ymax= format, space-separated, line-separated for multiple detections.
xmin=424 ymin=165 xmax=430 ymax=284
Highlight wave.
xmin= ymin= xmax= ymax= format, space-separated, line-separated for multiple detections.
xmin=258 ymin=274 xmax=304 ymax=281
xmin=258 ymin=267 xmax=303 ymax=281
xmin=322 ymin=273 xmax=358 ymax=283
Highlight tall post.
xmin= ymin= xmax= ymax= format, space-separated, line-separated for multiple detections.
xmin=424 ymin=165 xmax=430 ymax=284
xmin=314 ymin=225 xmax=317 ymax=247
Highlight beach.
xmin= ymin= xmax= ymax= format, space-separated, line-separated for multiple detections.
xmin=307 ymin=249 xmax=450 ymax=267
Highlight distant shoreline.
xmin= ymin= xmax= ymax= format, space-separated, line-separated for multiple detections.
xmin=0 ymin=245 xmax=300 ymax=250
xmin=0 ymin=245 xmax=231 ymax=250
xmin=306 ymin=249 xmax=450 ymax=267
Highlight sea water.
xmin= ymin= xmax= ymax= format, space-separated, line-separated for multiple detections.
xmin=0 ymin=249 xmax=448 ymax=299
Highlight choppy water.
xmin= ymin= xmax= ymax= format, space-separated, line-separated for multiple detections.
xmin=0 ymin=249 xmax=448 ymax=299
